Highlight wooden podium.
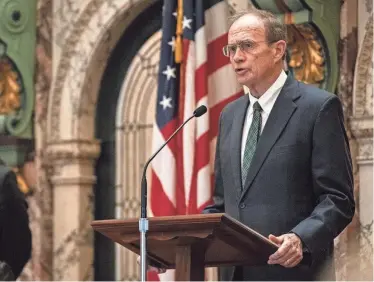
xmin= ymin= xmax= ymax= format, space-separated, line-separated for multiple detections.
xmin=91 ymin=213 xmax=278 ymax=281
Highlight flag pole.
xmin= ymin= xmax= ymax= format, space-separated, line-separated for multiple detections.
xmin=175 ymin=0 xmax=183 ymax=63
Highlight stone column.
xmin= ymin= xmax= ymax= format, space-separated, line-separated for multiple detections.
xmin=335 ymin=0 xmax=359 ymax=280
xmin=350 ymin=0 xmax=373 ymax=279
xmin=350 ymin=118 xmax=373 ymax=280
xmin=46 ymin=139 xmax=100 ymax=281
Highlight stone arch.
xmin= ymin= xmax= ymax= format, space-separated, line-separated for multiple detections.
xmin=47 ymin=0 xmax=158 ymax=142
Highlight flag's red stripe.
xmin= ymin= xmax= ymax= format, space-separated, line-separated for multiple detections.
xmin=195 ymin=34 xmax=230 ymax=103
xmin=191 ymin=132 xmax=210 ymax=214
xmin=195 ymin=132 xmax=210 ymax=171
xmin=160 ymin=119 xmax=178 ymax=158
xmin=147 ymin=271 xmax=160 ymax=281
xmin=187 ymin=171 xmax=197 ymax=214
xmin=150 ymin=170 xmax=176 ymax=216
xmin=188 ymin=131 xmax=210 ymax=214
xmin=209 ymin=90 xmax=244 ymax=139
xmin=195 ymin=33 xmax=208 ymax=104
xmin=195 ymin=63 xmax=207 ymax=104
xmin=207 ymin=33 xmax=230 ymax=75
xmin=190 ymin=34 xmax=236 ymax=215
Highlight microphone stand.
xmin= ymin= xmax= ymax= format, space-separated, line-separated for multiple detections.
xmin=139 ymin=114 xmax=195 ymax=282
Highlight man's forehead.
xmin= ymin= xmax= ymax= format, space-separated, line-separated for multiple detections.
xmin=228 ymin=15 xmax=265 ymax=40
xmin=230 ymin=14 xmax=265 ymax=31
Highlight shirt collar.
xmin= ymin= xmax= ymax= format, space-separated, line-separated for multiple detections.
xmin=247 ymin=70 xmax=288 ymax=114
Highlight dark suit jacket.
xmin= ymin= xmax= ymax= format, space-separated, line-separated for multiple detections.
xmin=203 ymin=75 xmax=355 ymax=281
xmin=0 ymin=166 xmax=32 ymax=278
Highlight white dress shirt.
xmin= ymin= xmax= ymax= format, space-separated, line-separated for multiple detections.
xmin=241 ymin=70 xmax=288 ymax=165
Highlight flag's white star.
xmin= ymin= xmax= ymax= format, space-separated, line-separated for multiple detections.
xmin=183 ymin=16 xmax=193 ymax=30
xmin=162 ymin=65 xmax=176 ymax=80
xmin=160 ymin=96 xmax=173 ymax=110
xmin=168 ymin=36 xmax=176 ymax=52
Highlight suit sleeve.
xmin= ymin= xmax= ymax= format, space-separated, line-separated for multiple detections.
xmin=202 ymin=111 xmax=225 ymax=214
xmin=0 ymin=170 xmax=32 ymax=278
xmin=291 ymin=95 xmax=355 ymax=261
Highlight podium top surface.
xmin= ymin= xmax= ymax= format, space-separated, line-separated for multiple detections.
xmin=92 ymin=213 xmax=278 ymax=268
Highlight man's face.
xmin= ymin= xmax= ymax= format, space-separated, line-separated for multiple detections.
xmin=227 ymin=15 xmax=278 ymax=87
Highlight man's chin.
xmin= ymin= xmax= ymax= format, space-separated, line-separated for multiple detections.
xmin=237 ymin=76 xmax=254 ymax=86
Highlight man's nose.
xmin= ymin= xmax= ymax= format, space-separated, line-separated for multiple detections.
xmin=232 ymin=48 xmax=245 ymax=63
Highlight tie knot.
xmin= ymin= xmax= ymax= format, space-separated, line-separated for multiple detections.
xmin=253 ymin=101 xmax=262 ymax=112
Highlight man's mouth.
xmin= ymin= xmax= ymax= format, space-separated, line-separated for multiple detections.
xmin=235 ymin=68 xmax=248 ymax=75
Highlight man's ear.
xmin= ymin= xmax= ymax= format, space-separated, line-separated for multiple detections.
xmin=273 ymin=40 xmax=287 ymax=63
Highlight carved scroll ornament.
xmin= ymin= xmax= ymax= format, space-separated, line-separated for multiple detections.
xmin=0 ymin=58 xmax=21 ymax=114
xmin=287 ymin=24 xmax=325 ymax=85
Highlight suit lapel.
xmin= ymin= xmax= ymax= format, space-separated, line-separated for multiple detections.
xmin=230 ymin=96 xmax=249 ymax=195
xmin=240 ymin=76 xmax=300 ymax=201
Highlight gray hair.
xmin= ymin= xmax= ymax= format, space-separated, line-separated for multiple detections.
xmin=228 ymin=9 xmax=287 ymax=44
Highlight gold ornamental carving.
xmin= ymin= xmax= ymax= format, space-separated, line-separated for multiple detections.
xmin=287 ymin=25 xmax=325 ymax=85
xmin=0 ymin=58 xmax=21 ymax=114
xmin=12 ymin=167 xmax=31 ymax=195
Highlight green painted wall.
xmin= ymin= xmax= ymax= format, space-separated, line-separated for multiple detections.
xmin=303 ymin=0 xmax=340 ymax=92
xmin=0 ymin=0 xmax=36 ymax=138
xmin=0 ymin=0 xmax=37 ymax=167
xmin=251 ymin=0 xmax=341 ymax=93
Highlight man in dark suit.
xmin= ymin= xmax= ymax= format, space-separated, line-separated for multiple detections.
xmin=203 ymin=9 xmax=355 ymax=281
xmin=0 ymin=160 xmax=32 ymax=279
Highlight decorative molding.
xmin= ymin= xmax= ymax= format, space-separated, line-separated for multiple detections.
xmin=366 ymin=0 xmax=373 ymax=13
xmin=1 ymin=0 xmax=29 ymax=34
xmin=227 ymin=0 xmax=252 ymax=12
xmin=20 ymin=1 xmax=54 ymax=280
xmin=350 ymin=118 xmax=373 ymax=138
xmin=46 ymin=139 xmax=101 ymax=162
xmin=353 ymin=13 xmax=373 ymax=117
xmin=252 ymin=0 xmax=338 ymax=91
xmin=356 ymin=137 xmax=373 ymax=163
xmin=0 ymin=58 xmax=21 ymax=115
xmin=12 ymin=167 xmax=31 ymax=195
xmin=49 ymin=0 xmax=105 ymax=141
xmin=287 ymin=24 xmax=325 ymax=85
xmin=50 ymin=175 xmax=97 ymax=186
xmin=46 ymin=139 xmax=100 ymax=187
xmin=350 ymin=116 xmax=373 ymax=163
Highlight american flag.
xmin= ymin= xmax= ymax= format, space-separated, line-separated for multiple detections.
xmin=150 ymin=0 xmax=242 ymax=279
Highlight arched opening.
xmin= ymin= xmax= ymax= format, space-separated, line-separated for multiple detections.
xmin=94 ymin=0 xmax=162 ymax=280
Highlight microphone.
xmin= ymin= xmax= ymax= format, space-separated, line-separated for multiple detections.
xmin=193 ymin=105 xmax=207 ymax=117
xmin=138 ymin=105 xmax=207 ymax=281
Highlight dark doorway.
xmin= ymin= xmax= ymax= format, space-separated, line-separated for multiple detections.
xmin=94 ymin=1 xmax=162 ymax=280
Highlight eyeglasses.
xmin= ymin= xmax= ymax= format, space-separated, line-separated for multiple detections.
xmin=222 ymin=40 xmax=270 ymax=57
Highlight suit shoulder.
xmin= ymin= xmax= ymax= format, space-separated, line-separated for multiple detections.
xmin=297 ymin=82 xmax=341 ymax=115
xmin=220 ymin=94 xmax=248 ymax=118
xmin=297 ymin=81 xmax=337 ymax=106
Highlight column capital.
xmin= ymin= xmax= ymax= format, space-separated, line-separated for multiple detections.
xmin=350 ymin=116 xmax=373 ymax=164
xmin=350 ymin=116 xmax=373 ymax=139
xmin=45 ymin=139 xmax=101 ymax=187
xmin=46 ymin=139 xmax=101 ymax=162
